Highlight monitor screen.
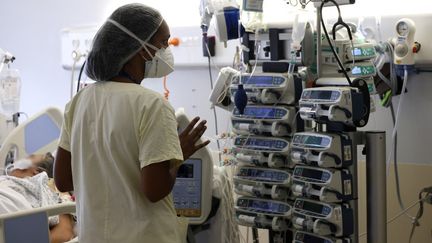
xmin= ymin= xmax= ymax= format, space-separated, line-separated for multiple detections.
xmin=177 ymin=164 xmax=194 ymax=178
xmin=173 ymin=158 xmax=202 ymax=218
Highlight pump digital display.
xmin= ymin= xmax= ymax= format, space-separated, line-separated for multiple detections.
xmin=352 ymin=48 xmax=362 ymax=56
xmin=292 ymin=134 xmax=331 ymax=148
xmin=352 ymin=47 xmax=376 ymax=57
xmin=301 ymin=90 xmax=340 ymax=101
xmin=234 ymin=137 xmax=288 ymax=150
xmin=351 ymin=65 xmax=375 ymax=76
xmin=295 ymin=199 xmax=332 ymax=217
xmin=305 ymin=136 xmax=331 ymax=148
xmin=351 ymin=66 xmax=362 ymax=75
xmin=233 ymin=107 xmax=287 ymax=119
xmin=302 ymin=200 xmax=324 ymax=214
xmin=250 ymin=200 xmax=289 ymax=214
xmin=240 ymin=76 xmax=285 ymax=87
xmin=237 ymin=168 xmax=289 ymax=182
xmin=237 ymin=198 xmax=290 ymax=214
xmin=294 ymin=167 xmax=331 ymax=182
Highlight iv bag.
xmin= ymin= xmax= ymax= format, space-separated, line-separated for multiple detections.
xmin=291 ymin=10 xmax=314 ymax=50
xmin=240 ymin=0 xmax=265 ymax=32
xmin=0 ymin=68 xmax=21 ymax=116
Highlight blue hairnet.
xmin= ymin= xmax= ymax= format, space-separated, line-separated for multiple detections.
xmin=86 ymin=3 xmax=163 ymax=82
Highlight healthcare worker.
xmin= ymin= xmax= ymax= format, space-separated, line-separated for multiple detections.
xmin=54 ymin=3 xmax=210 ymax=243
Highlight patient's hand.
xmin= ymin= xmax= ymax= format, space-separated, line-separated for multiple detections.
xmin=50 ymin=214 xmax=75 ymax=243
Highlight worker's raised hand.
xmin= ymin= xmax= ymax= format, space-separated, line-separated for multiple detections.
xmin=179 ymin=117 xmax=211 ymax=161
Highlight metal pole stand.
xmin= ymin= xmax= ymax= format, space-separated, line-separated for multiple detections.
xmin=365 ymin=131 xmax=387 ymax=243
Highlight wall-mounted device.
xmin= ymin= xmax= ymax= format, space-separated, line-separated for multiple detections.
xmin=0 ymin=48 xmax=14 ymax=73
xmin=235 ymin=196 xmax=292 ymax=231
xmin=299 ymin=86 xmax=369 ymax=128
xmin=231 ymin=105 xmax=297 ymax=136
xmin=291 ymin=132 xmax=353 ymax=168
xmin=293 ymin=198 xmax=354 ymax=237
xmin=291 ymin=165 xmax=353 ymax=202
xmin=393 ymin=18 xmax=420 ymax=69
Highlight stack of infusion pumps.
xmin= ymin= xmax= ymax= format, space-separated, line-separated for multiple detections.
xmin=231 ymin=72 xmax=370 ymax=243
xmin=231 ymin=71 xmax=303 ymax=238
xmin=291 ymin=81 xmax=371 ymax=243
xmin=320 ymin=35 xmax=378 ymax=98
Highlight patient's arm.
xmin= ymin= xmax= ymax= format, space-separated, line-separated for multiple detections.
xmin=49 ymin=214 xmax=75 ymax=243
xmin=54 ymin=147 xmax=74 ymax=192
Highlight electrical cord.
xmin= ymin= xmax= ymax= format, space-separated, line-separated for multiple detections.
xmin=408 ymin=187 xmax=432 ymax=243
xmin=374 ymin=41 xmax=400 ymax=107
xmin=390 ymin=102 xmax=415 ymax=221
xmin=218 ymin=29 xmax=261 ymax=105
xmin=319 ymin=0 xmax=352 ymax=86
xmin=76 ymin=60 xmax=86 ymax=93
xmin=70 ymin=59 xmax=78 ymax=98
xmin=202 ymin=40 xmax=234 ymax=166
xmin=386 ymin=67 xmax=408 ymax=176
xmin=206 ymin=51 xmax=223 ymax=163
xmin=358 ymin=197 xmax=427 ymax=239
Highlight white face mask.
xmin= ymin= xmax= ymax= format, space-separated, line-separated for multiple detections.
xmin=5 ymin=159 xmax=32 ymax=175
xmin=107 ymin=19 xmax=175 ymax=80
xmin=143 ymin=44 xmax=174 ymax=78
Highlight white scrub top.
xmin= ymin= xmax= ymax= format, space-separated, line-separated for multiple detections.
xmin=59 ymin=81 xmax=186 ymax=243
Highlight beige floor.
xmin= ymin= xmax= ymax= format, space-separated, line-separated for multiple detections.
xmin=238 ymin=162 xmax=432 ymax=243
xmin=358 ymin=162 xmax=432 ymax=243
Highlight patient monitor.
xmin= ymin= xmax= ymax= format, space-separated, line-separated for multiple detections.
xmin=174 ymin=108 xmax=213 ymax=225
xmin=0 ymin=107 xmax=63 ymax=173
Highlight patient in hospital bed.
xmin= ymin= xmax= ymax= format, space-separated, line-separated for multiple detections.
xmin=0 ymin=153 xmax=76 ymax=243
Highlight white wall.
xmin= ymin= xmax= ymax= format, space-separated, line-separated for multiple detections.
xmin=1 ymin=1 xmax=431 ymax=154
xmin=1 ymin=0 xmax=432 ymax=242
xmin=0 ymin=0 xmax=107 ymax=116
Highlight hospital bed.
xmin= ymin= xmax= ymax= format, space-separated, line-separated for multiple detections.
xmin=0 ymin=107 xmax=63 ymax=171
xmin=0 ymin=202 xmax=76 ymax=243
xmin=0 ymin=107 xmax=77 ymax=243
